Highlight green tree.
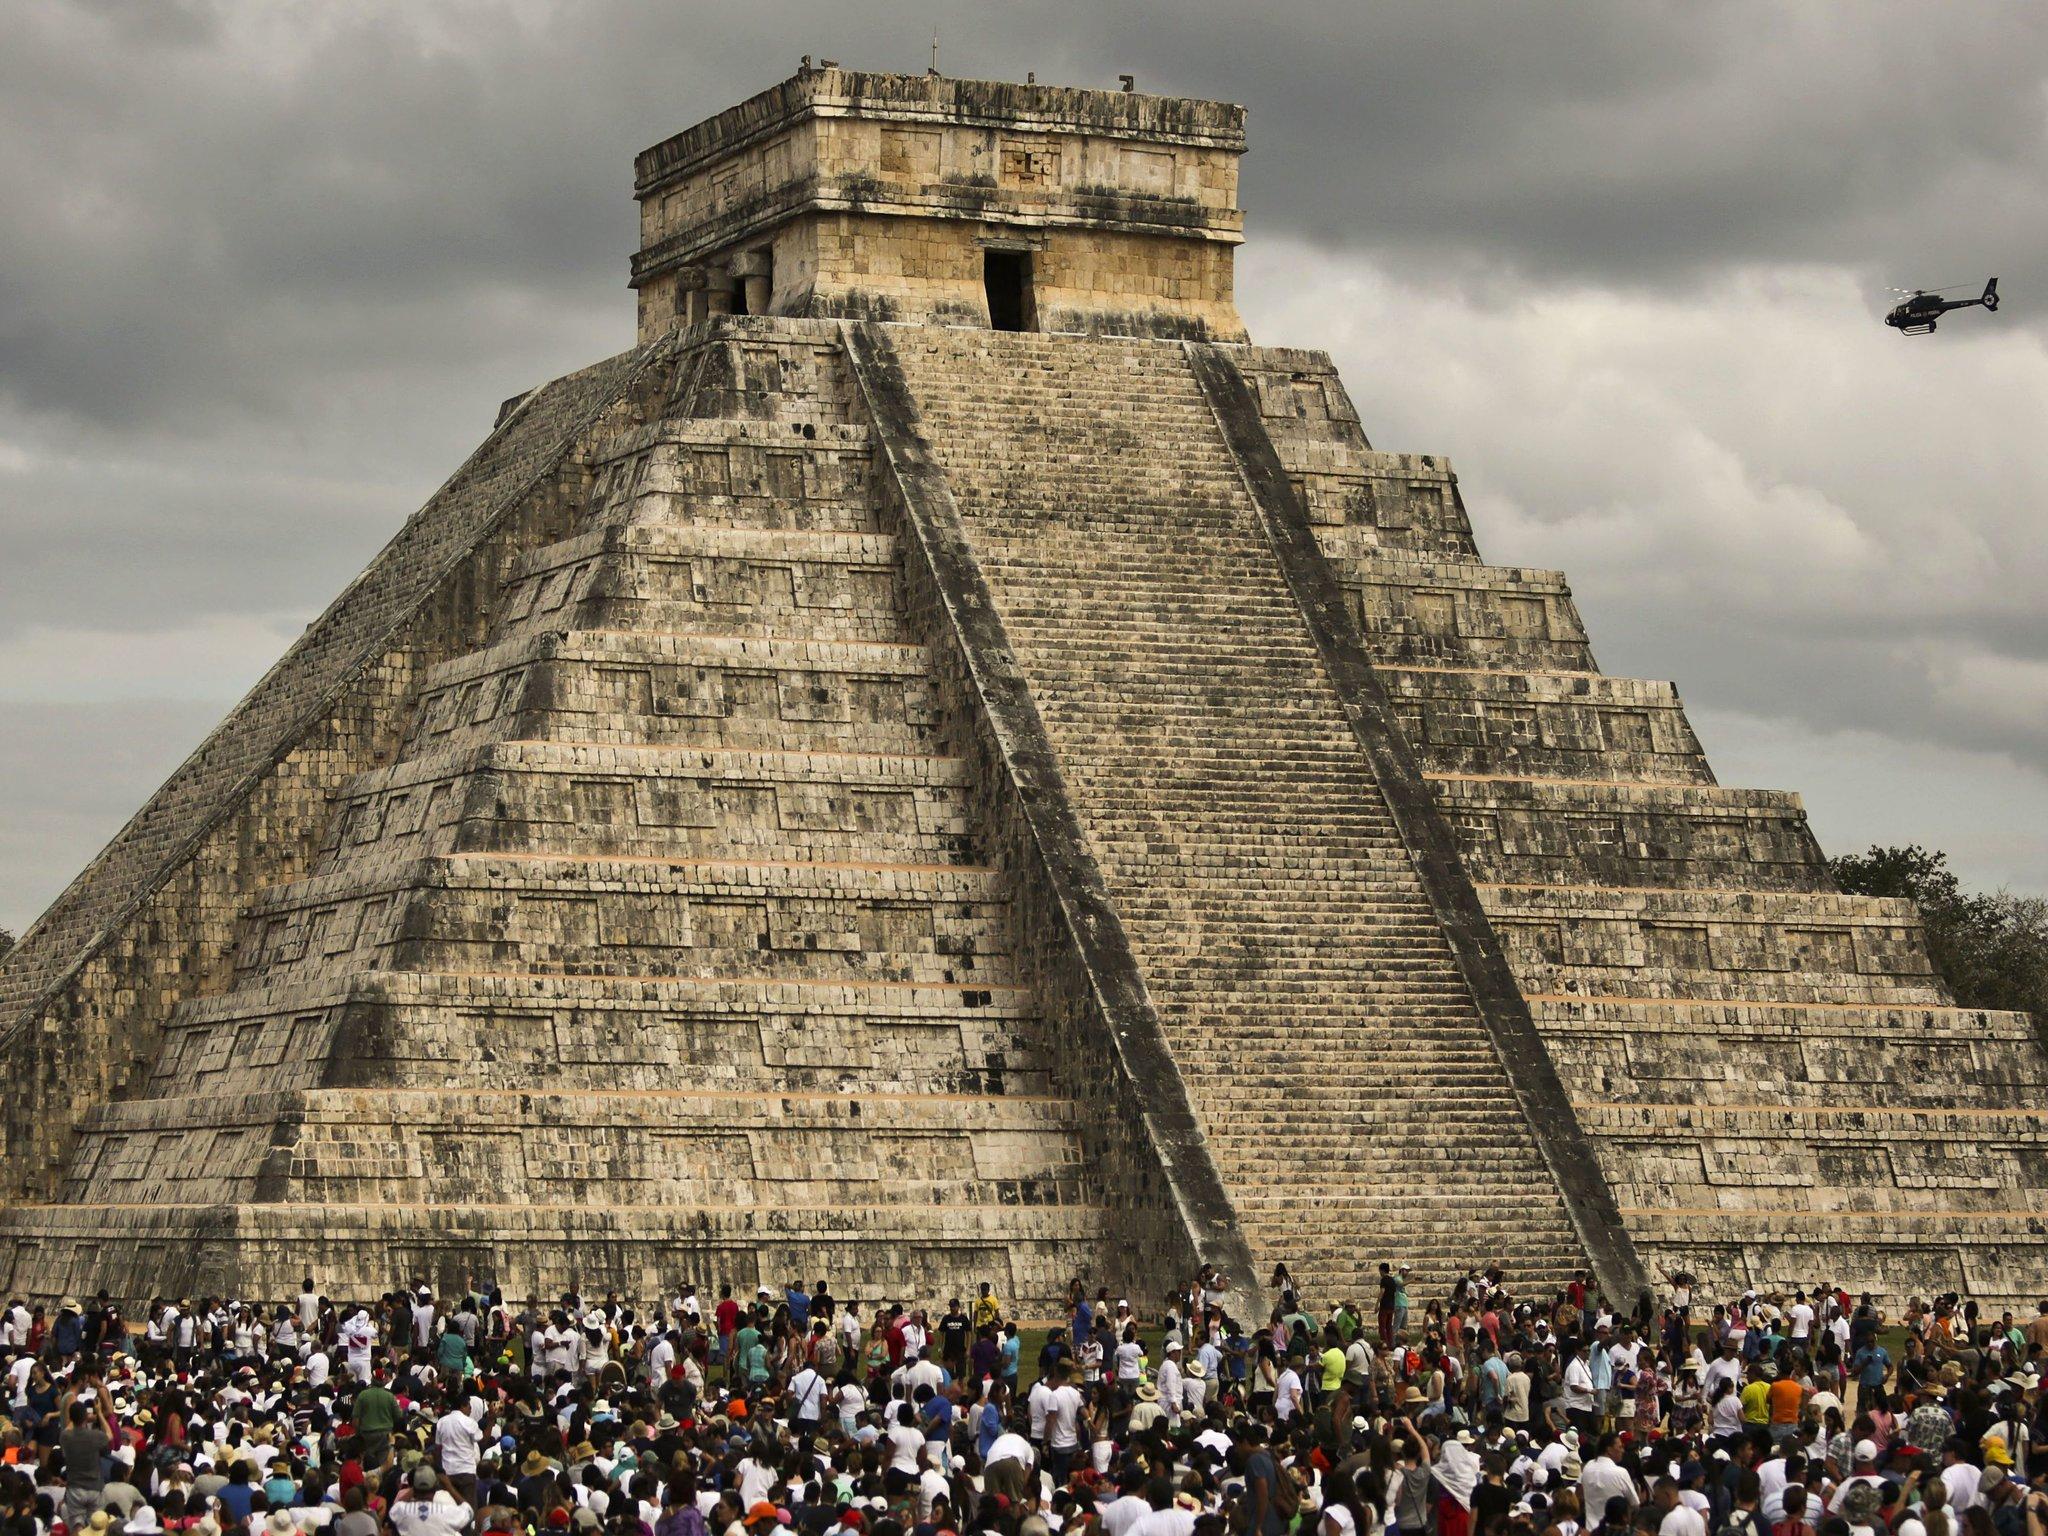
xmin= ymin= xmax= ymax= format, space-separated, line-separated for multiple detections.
xmin=1830 ymin=844 xmax=2048 ymax=1018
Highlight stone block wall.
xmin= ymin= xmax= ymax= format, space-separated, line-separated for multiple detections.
xmin=1242 ymin=339 xmax=2048 ymax=1303
xmin=0 ymin=348 xmax=667 ymax=1205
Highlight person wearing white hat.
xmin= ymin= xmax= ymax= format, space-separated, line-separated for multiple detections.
xmin=1828 ymin=1442 xmax=1886 ymax=1515
xmin=1157 ymin=1341 xmax=1184 ymax=1427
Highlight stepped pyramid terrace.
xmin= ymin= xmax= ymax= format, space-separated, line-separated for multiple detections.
xmin=2 ymin=66 xmax=2043 ymax=1315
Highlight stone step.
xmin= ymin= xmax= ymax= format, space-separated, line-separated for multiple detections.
xmin=151 ymin=968 xmax=1049 ymax=1100
xmin=69 ymin=1085 xmax=1096 ymax=1208
xmin=231 ymin=852 xmax=1020 ymax=988
xmin=1481 ymin=883 xmax=1945 ymax=998
xmin=497 ymin=524 xmax=906 ymax=643
xmin=1379 ymin=666 xmax=1712 ymax=785
xmin=892 ymin=325 xmax=1593 ymax=1289
xmin=319 ymin=741 xmax=974 ymax=869
xmin=1622 ymin=1215 xmax=2048 ymax=1311
xmin=1432 ymin=777 xmax=1826 ymax=891
xmin=404 ymin=629 xmax=940 ymax=756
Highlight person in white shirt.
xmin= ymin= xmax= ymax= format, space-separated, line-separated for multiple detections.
xmin=1026 ymin=1378 xmax=1056 ymax=1443
xmin=1788 ymin=1295 xmax=1815 ymax=1341
xmin=387 ymin=1467 xmax=472 ymax=1536
xmin=1830 ymin=1443 xmax=1888 ymax=1515
xmin=1129 ymin=1494 xmax=1198 ymax=1536
xmin=435 ymin=1401 xmax=485 ymax=1500
xmin=984 ymin=1430 xmax=1035 ymax=1472
xmin=1940 ymin=1448 xmax=1983 ymax=1513
xmin=835 ymin=1380 xmax=867 ymax=1437
xmin=786 ymin=1364 xmax=827 ymax=1433
xmin=646 ymin=1331 xmax=677 ymax=1386
xmin=1580 ymin=1437 xmax=1640 ymax=1522
xmin=340 ymin=1308 xmax=376 ymax=1384
xmin=1757 ymin=1452 xmax=1797 ymax=1523
xmin=884 ymin=1403 xmax=925 ymax=1478
xmin=1181 ymin=1360 xmax=1209 ymax=1420
xmin=1274 ymin=1361 xmax=1304 ymax=1422
xmin=1079 ymin=1335 xmax=1105 ymax=1384
xmin=543 ymin=1319 xmax=580 ymax=1378
xmin=914 ymin=1464 xmax=949 ymax=1522
xmin=1656 ymin=1480 xmax=1706 ymax=1536
xmin=1045 ymin=1377 xmax=1086 ymax=1471
xmin=1113 ymin=1335 xmax=1145 ymax=1383
xmin=297 ymin=1281 xmax=320 ymax=1335
xmin=1156 ymin=1344 xmax=1185 ymax=1425
xmin=1702 ymin=1342 xmax=1744 ymax=1401
xmin=1100 ymin=1490 xmax=1152 ymax=1536
xmin=410 ymin=1292 xmax=437 ymax=1354
xmin=1344 ymin=1334 xmax=1374 ymax=1386
xmin=1563 ymin=1349 xmax=1597 ymax=1425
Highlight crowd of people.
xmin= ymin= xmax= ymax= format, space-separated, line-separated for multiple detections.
xmin=6 ymin=1261 xmax=2048 ymax=1536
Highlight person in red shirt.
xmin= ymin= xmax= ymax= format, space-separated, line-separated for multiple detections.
xmin=714 ymin=1285 xmax=740 ymax=1366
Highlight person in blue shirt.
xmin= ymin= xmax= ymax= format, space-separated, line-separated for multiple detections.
xmin=785 ymin=1282 xmax=810 ymax=1331
xmin=263 ymin=1461 xmax=299 ymax=1508
xmin=1588 ymin=1327 xmax=1615 ymax=1423
xmin=1849 ymin=1339 xmax=1892 ymax=1392
xmin=999 ymin=1324 xmax=1021 ymax=1394
xmin=976 ymin=1382 xmax=1007 ymax=1460
xmin=1073 ymin=1294 xmax=1093 ymax=1348
xmin=217 ymin=1464 xmax=256 ymax=1523
xmin=916 ymin=1383 xmax=954 ymax=1470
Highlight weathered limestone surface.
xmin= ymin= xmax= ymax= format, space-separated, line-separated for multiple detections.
xmin=4 ymin=66 xmax=2040 ymax=1310
xmin=875 ymin=327 xmax=1611 ymax=1305
xmin=1235 ymin=349 xmax=2048 ymax=1302
xmin=0 ymin=347 xmax=668 ymax=1204
xmin=631 ymin=69 xmax=1246 ymax=342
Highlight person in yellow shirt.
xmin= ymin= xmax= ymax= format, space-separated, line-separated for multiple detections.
xmin=972 ymin=1281 xmax=1003 ymax=1332
xmin=1740 ymin=1364 xmax=1773 ymax=1427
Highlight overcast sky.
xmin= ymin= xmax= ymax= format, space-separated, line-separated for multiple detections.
xmin=4 ymin=0 xmax=2046 ymax=935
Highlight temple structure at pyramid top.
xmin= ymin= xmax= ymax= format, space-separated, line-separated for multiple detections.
xmin=2 ymin=65 xmax=2043 ymax=1314
xmin=628 ymin=68 xmax=1248 ymax=341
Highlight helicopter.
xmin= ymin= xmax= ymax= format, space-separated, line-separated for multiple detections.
xmin=1884 ymin=278 xmax=1999 ymax=335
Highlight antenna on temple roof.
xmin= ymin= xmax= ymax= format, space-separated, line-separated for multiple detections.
xmin=930 ymin=29 xmax=939 ymax=76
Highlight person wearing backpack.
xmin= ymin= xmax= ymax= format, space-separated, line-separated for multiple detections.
xmin=1720 ymin=1471 xmax=1766 ymax=1536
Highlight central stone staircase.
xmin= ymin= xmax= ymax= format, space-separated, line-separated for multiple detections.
xmin=887 ymin=329 xmax=1592 ymax=1304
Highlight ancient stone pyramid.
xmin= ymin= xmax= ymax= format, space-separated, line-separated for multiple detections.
xmin=3 ymin=68 xmax=2042 ymax=1313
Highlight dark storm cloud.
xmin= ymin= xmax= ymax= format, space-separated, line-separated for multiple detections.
xmin=1 ymin=0 xmax=2045 ymax=928
xmin=4 ymin=1 xmax=2043 ymax=440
